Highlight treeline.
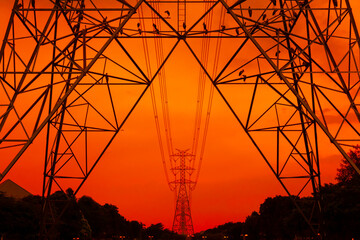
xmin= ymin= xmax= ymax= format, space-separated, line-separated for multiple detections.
xmin=1 ymin=184 xmax=359 ymax=240
xmin=192 ymin=147 xmax=360 ymax=240
xmin=0 ymin=189 xmax=185 ymax=240
xmin=2 ymin=147 xmax=360 ymax=240
xmin=193 ymin=184 xmax=360 ymax=240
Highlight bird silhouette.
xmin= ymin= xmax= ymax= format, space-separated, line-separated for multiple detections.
xmin=248 ymin=7 xmax=253 ymax=17
xmin=271 ymin=0 xmax=276 ymax=6
xmin=72 ymin=23 xmax=80 ymax=31
xmin=153 ymin=23 xmax=160 ymax=34
xmin=239 ymin=69 xmax=244 ymax=76
xmin=165 ymin=10 xmax=170 ymax=17
xmin=183 ymin=22 xmax=187 ymax=30
xmin=203 ymin=23 xmax=208 ymax=34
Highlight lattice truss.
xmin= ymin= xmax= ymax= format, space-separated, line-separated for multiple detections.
xmin=0 ymin=0 xmax=360 ymax=238
xmin=171 ymin=150 xmax=195 ymax=236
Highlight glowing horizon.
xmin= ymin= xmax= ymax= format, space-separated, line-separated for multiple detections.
xmin=1 ymin=0 xmax=360 ymax=233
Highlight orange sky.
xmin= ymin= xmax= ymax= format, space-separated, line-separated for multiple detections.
xmin=1 ymin=0 xmax=360 ymax=232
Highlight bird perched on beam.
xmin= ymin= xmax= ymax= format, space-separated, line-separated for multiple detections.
xmin=137 ymin=22 xmax=142 ymax=35
xmin=242 ymin=75 xmax=247 ymax=82
xmin=203 ymin=23 xmax=208 ymax=34
xmin=153 ymin=23 xmax=160 ymax=34
xmin=248 ymin=7 xmax=253 ymax=17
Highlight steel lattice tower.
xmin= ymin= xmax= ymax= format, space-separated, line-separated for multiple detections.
xmin=1 ymin=0 xmax=360 ymax=239
xmin=171 ymin=150 xmax=195 ymax=235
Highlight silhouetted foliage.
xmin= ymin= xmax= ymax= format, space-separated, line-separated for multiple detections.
xmin=78 ymin=195 xmax=183 ymax=240
xmin=322 ymin=146 xmax=360 ymax=239
xmin=0 ymin=190 xmax=183 ymax=240
xmin=0 ymin=193 xmax=41 ymax=239
xmin=145 ymin=223 xmax=165 ymax=238
xmin=2 ymin=147 xmax=360 ymax=240
xmin=128 ymin=220 xmax=144 ymax=239
xmin=336 ymin=145 xmax=360 ymax=184
xmin=244 ymin=211 xmax=260 ymax=240
xmin=322 ymin=182 xmax=360 ymax=239
xmin=144 ymin=223 xmax=186 ymax=240
xmin=194 ymin=222 xmax=244 ymax=240
xmin=259 ymin=196 xmax=310 ymax=239
xmin=193 ymin=147 xmax=360 ymax=240
xmin=45 ymin=189 xmax=91 ymax=240
xmin=78 ymin=195 xmax=103 ymax=238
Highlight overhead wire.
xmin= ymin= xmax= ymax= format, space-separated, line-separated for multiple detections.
xmin=191 ymin=1 xmax=227 ymax=190
xmin=151 ymin=3 xmax=174 ymax=157
xmin=142 ymin=1 xmax=225 ymax=192
xmin=139 ymin=5 xmax=173 ymax=190
xmin=191 ymin=0 xmax=213 ymax=160
xmin=150 ymin=2 xmax=177 ymax=184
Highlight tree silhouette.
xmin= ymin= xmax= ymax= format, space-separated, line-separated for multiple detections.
xmin=243 ymin=211 xmax=260 ymax=240
xmin=0 ymin=190 xmax=184 ymax=240
xmin=322 ymin=182 xmax=360 ymax=240
xmin=336 ymin=145 xmax=360 ymax=184
xmin=48 ymin=189 xmax=91 ymax=239
xmin=317 ymin=147 xmax=360 ymax=239
xmin=0 ymin=193 xmax=41 ymax=239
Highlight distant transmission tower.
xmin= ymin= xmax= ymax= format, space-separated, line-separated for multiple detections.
xmin=1 ymin=0 xmax=360 ymax=239
xmin=171 ymin=150 xmax=195 ymax=235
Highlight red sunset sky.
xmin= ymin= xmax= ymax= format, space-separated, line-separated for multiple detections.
xmin=0 ymin=0 xmax=359 ymax=232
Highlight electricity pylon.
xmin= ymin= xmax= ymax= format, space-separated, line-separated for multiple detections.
xmin=171 ymin=150 xmax=195 ymax=235
xmin=0 ymin=0 xmax=360 ymax=239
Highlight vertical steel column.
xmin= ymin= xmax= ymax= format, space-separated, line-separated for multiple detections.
xmin=172 ymin=150 xmax=194 ymax=236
